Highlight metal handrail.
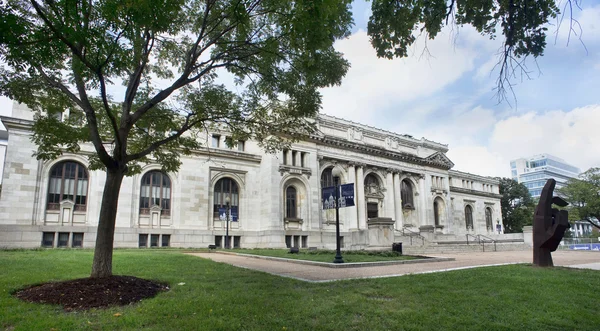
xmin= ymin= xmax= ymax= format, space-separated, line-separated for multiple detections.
xmin=466 ymin=234 xmax=478 ymax=245
xmin=466 ymin=234 xmax=497 ymax=252
xmin=396 ymin=227 xmax=426 ymax=246
xmin=477 ymin=234 xmax=497 ymax=252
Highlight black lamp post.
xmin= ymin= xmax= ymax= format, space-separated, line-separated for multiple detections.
xmin=332 ymin=170 xmax=344 ymax=264
xmin=225 ymin=196 xmax=231 ymax=249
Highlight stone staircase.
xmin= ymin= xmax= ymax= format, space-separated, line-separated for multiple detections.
xmin=394 ymin=232 xmax=531 ymax=255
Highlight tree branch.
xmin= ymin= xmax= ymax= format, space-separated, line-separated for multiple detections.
xmin=125 ymin=115 xmax=206 ymax=162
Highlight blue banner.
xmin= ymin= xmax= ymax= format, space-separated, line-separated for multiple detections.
xmin=322 ymin=186 xmax=336 ymax=210
xmin=218 ymin=208 xmax=227 ymax=221
xmin=568 ymin=244 xmax=600 ymax=251
xmin=231 ymin=206 xmax=238 ymax=222
xmin=340 ymin=183 xmax=355 ymax=207
xmin=218 ymin=206 xmax=238 ymax=222
xmin=322 ymin=184 xmax=355 ymax=209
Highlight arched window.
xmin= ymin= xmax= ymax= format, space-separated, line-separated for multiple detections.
xmin=465 ymin=205 xmax=474 ymax=230
xmin=401 ymin=179 xmax=414 ymax=209
xmin=47 ymin=161 xmax=89 ymax=211
xmin=286 ymin=186 xmax=297 ymax=219
xmin=213 ymin=177 xmax=239 ymax=219
xmin=140 ymin=171 xmax=171 ymax=216
xmin=485 ymin=207 xmax=493 ymax=231
xmin=321 ymin=167 xmax=337 ymax=188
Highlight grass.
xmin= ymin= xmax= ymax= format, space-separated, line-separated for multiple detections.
xmin=229 ymin=248 xmax=417 ymax=263
xmin=1 ymin=249 xmax=599 ymax=330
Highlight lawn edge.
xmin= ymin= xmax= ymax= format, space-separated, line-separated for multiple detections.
xmin=207 ymin=251 xmax=455 ymax=268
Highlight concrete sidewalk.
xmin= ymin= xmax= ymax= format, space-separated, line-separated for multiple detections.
xmin=187 ymin=250 xmax=600 ymax=282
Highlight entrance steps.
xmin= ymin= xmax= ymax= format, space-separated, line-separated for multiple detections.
xmin=402 ymin=242 xmax=530 ymax=255
xmin=393 ymin=233 xmax=530 ymax=254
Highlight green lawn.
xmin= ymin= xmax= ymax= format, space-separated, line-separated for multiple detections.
xmin=1 ymin=249 xmax=599 ymax=330
xmin=229 ymin=248 xmax=417 ymax=263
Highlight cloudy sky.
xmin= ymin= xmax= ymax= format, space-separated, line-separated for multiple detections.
xmin=2 ymin=0 xmax=599 ymax=177
xmin=319 ymin=0 xmax=600 ymax=177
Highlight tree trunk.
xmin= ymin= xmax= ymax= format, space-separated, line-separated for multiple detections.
xmin=91 ymin=167 xmax=126 ymax=278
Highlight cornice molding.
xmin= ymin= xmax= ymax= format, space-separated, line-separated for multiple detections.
xmin=449 ymin=186 xmax=502 ymax=199
xmin=0 ymin=116 xmax=34 ymax=131
xmin=313 ymin=135 xmax=453 ymax=170
xmin=448 ymin=169 xmax=499 ymax=184
xmin=317 ymin=114 xmax=449 ymax=152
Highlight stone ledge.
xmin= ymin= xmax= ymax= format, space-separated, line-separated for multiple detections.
xmin=212 ymin=251 xmax=454 ymax=268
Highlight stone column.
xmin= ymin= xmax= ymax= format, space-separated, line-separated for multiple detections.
xmin=393 ymin=172 xmax=403 ymax=228
xmin=286 ymin=150 xmax=292 ymax=165
xmin=347 ymin=163 xmax=358 ymax=229
xmin=418 ymin=175 xmax=427 ymax=227
xmin=356 ymin=165 xmax=366 ymax=229
xmin=385 ymin=169 xmax=395 ymax=220
xmin=295 ymin=152 xmax=301 ymax=167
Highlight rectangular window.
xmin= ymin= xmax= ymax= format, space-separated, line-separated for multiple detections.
xmin=233 ymin=236 xmax=241 ymax=248
xmin=50 ymin=111 xmax=63 ymax=122
xmin=139 ymin=234 xmax=148 ymax=248
xmin=42 ymin=232 xmax=55 ymax=247
xmin=282 ymin=150 xmax=288 ymax=165
xmin=292 ymin=151 xmax=297 ymax=166
xmin=212 ymin=135 xmax=220 ymax=148
xmin=340 ymin=236 xmax=344 ymax=248
xmin=510 ymin=161 xmax=516 ymax=169
xmin=58 ymin=232 xmax=69 ymax=247
xmin=293 ymin=235 xmax=300 ymax=248
xmin=215 ymin=236 xmax=222 ymax=248
xmin=285 ymin=235 xmax=292 ymax=248
xmin=367 ymin=202 xmax=378 ymax=219
xmin=300 ymin=152 xmax=306 ymax=167
xmin=161 ymin=234 xmax=170 ymax=247
xmin=237 ymin=140 xmax=245 ymax=152
xmin=302 ymin=236 xmax=308 ymax=248
xmin=72 ymin=233 xmax=84 ymax=248
xmin=150 ymin=234 xmax=159 ymax=247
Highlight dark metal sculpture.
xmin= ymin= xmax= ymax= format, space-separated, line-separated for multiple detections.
xmin=533 ymin=179 xmax=570 ymax=267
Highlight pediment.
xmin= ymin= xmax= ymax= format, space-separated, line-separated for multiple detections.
xmin=424 ymin=152 xmax=454 ymax=170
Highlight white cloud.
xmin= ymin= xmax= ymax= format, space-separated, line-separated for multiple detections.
xmin=387 ymin=103 xmax=600 ymax=178
xmin=0 ymin=97 xmax=12 ymax=117
xmin=489 ymin=105 xmax=600 ymax=172
xmin=320 ymin=27 xmax=486 ymax=124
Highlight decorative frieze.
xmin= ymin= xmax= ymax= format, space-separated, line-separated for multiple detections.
xmin=278 ymin=165 xmax=312 ymax=179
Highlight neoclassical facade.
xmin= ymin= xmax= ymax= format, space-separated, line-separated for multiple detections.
xmin=0 ymin=103 xmax=504 ymax=249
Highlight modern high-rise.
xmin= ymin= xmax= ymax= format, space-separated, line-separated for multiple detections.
xmin=510 ymin=154 xmax=580 ymax=198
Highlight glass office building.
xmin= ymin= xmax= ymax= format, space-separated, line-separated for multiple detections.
xmin=510 ymin=154 xmax=580 ymax=198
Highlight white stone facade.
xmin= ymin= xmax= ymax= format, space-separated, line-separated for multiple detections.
xmin=0 ymin=105 xmax=504 ymax=249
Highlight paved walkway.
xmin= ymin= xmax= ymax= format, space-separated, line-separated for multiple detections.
xmin=187 ymin=250 xmax=600 ymax=282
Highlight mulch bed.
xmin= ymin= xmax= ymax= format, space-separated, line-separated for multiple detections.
xmin=13 ymin=275 xmax=169 ymax=311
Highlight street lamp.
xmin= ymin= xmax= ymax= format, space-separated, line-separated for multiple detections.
xmin=332 ymin=168 xmax=344 ymax=264
xmin=225 ymin=196 xmax=231 ymax=249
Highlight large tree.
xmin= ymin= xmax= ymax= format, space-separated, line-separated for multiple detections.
xmin=367 ymin=0 xmax=570 ymax=102
xmin=558 ymin=168 xmax=600 ymax=230
xmin=498 ymin=178 xmax=535 ymax=233
xmin=0 ymin=0 xmax=353 ymax=278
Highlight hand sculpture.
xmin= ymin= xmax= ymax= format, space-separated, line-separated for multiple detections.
xmin=533 ymin=179 xmax=570 ymax=267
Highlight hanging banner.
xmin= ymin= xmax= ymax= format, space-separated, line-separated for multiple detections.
xmin=231 ymin=206 xmax=238 ymax=222
xmin=322 ymin=184 xmax=355 ymax=209
xmin=218 ymin=208 xmax=227 ymax=221
xmin=322 ymin=186 xmax=336 ymax=210
xmin=339 ymin=183 xmax=355 ymax=207
xmin=218 ymin=206 xmax=238 ymax=222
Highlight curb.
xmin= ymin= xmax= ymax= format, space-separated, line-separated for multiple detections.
xmin=210 ymin=251 xmax=455 ymax=268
